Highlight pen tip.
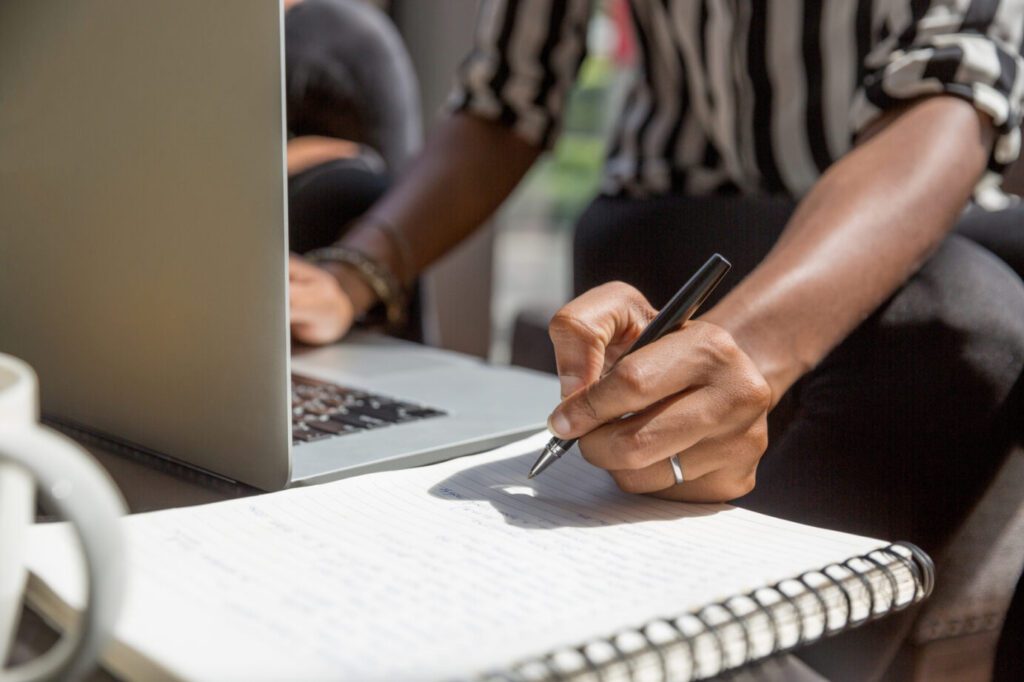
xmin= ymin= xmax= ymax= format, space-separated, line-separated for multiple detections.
xmin=527 ymin=471 xmax=536 ymax=479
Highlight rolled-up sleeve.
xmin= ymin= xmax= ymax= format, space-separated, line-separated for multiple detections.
xmin=851 ymin=1 xmax=1024 ymax=198
xmin=448 ymin=0 xmax=593 ymax=149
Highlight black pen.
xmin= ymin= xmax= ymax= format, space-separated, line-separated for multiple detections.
xmin=528 ymin=254 xmax=731 ymax=479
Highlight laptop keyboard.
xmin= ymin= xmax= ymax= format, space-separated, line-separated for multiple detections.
xmin=291 ymin=374 xmax=446 ymax=445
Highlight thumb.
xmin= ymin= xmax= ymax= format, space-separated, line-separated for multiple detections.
xmin=548 ymin=282 xmax=655 ymax=398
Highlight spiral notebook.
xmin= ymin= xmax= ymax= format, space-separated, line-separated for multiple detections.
xmin=25 ymin=432 xmax=932 ymax=681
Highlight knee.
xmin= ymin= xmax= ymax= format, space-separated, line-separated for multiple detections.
xmin=285 ymin=0 xmax=415 ymax=164
xmin=879 ymin=235 xmax=1024 ymax=410
xmin=286 ymin=1 xmax=368 ymax=87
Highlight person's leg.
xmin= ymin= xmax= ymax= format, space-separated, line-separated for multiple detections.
xmin=284 ymin=0 xmax=397 ymax=253
xmin=573 ymin=193 xmax=794 ymax=306
xmin=756 ymin=233 xmax=1024 ymax=680
xmin=957 ymin=202 xmax=1024 ymax=280
xmin=739 ymin=235 xmax=1024 ymax=549
xmin=285 ymin=0 xmax=420 ymax=169
xmin=995 ymin=569 xmax=1024 ymax=681
xmin=287 ymin=158 xmax=390 ymax=254
xmin=955 ymin=202 xmax=1024 ymax=682
xmin=955 ymin=202 xmax=1024 ymax=446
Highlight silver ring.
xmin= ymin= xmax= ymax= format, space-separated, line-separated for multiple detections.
xmin=669 ymin=455 xmax=685 ymax=485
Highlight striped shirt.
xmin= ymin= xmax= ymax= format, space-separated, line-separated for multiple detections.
xmin=450 ymin=1 xmax=1024 ymax=206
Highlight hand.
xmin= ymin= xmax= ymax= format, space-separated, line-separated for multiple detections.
xmin=288 ymin=256 xmax=357 ymax=345
xmin=547 ymin=282 xmax=772 ymax=503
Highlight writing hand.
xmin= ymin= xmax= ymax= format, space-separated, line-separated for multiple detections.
xmin=547 ymin=282 xmax=771 ymax=503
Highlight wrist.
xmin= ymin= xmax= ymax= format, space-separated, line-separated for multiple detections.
xmin=341 ymin=215 xmax=414 ymax=286
xmin=305 ymin=245 xmax=408 ymax=330
xmin=702 ymin=300 xmax=810 ymax=406
xmin=319 ymin=261 xmax=378 ymax=317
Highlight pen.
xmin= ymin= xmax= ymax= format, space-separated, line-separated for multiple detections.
xmin=528 ymin=253 xmax=732 ymax=479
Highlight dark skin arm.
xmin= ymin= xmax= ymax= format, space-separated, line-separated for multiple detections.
xmin=289 ymin=114 xmax=541 ymax=344
xmin=705 ymin=97 xmax=994 ymax=398
xmin=291 ymin=94 xmax=993 ymax=505
xmin=546 ymin=96 xmax=994 ymax=502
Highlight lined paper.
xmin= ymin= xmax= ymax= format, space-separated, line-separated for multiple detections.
xmin=27 ymin=433 xmax=890 ymax=681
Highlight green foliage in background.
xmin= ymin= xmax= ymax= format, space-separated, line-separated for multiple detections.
xmin=513 ymin=54 xmax=624 ymax=228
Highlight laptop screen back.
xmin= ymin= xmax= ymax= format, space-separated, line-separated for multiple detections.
xmin=0 ymin=1 xmax=292 ymax=489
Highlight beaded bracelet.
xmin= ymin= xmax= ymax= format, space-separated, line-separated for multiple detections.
xmin=304 ymin=245 xmax=408 ymax=331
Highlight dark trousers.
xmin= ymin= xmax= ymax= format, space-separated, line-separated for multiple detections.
xmin=287 ymin=158 xmax=389 ymax=255
xmin=574 ymin=194 xmax=1024 ymax=678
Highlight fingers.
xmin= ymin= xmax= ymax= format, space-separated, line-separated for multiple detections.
xmin=289 ymin=254 xmax=320 ymax=281
xmin=550 ymin=321 xmax=760 ymax=440
xmin=288 ymin=285 xmax=320 ymax=323
xmin=288 ymin=257 xmax=356 ymax=345
xmin=576 ymin=387 xmax=723 ymax=471
xmin=570 ymin=351 xmax=770 ymax=503
xmin=591 ymin=418 xmax=768 ymax=502
xmin=289 ymin=278 xmax=329 ymax=322
xmin=548 ymin=282 xmax=656 ymax=398
xmin=651 ymin=467 xmax=758 ymax=504
xmin=577 ymin=383 xmax=767 ymax=473
xmin=600 ymin=441 xmax=720 ymax=496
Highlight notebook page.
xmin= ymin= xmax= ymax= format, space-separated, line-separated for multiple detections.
xmin=27 ymin=432 xmax=889 ymax=681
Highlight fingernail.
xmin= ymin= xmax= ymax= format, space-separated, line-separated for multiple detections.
xmin=559 ymin=376 xmax=584 ymax=398
xmin=548 ymin=412 xmax=572 ymax=438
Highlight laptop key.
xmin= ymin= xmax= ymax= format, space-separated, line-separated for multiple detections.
xmin=404 ymin=407 xmax=445 ymax=419
xmin=303 ymin=402 xmax=332 ymax=417
xmin=303 ymin=415 xmax=351 ymax=435
xmin=353 ymin=403 xmax=410 ymax=423
xmin=292 ymin=424 xmax=330 ymax=444
xmin=327 ymin=411 xmax=378 ymax=430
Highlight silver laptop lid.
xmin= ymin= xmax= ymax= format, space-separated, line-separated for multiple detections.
xmin=0 ymin=1 xmax=292 ymax=489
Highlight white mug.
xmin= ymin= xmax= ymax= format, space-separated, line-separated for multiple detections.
xmin=0 ymin=354 xmax=126 ymax=682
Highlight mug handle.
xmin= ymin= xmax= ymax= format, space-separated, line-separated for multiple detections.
xmin=0 ymin=427 xmax=126 ymax=682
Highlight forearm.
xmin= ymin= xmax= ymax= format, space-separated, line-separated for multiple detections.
xmin=335 ymin=113 xmax=541 ymax=313
xmin=704 ymin=96 xmax=994 ymax=402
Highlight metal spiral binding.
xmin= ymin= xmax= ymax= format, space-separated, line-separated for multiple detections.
xmin=486 ymin=541 xmax=933 ymax=682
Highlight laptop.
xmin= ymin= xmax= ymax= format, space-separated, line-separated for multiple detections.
xmin=0 ymin=0 xmax=558 ymax=490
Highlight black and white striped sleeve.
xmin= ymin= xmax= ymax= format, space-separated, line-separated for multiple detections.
xmin=851 ymin=1 xmax=1024 ymax=193
xmin=448 ymin=0 xmax=593 ymax=149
